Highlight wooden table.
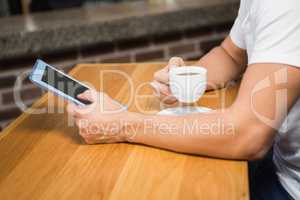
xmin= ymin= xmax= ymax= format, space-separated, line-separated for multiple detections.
xmin=0 ymin=63 xmax=249 ymax=200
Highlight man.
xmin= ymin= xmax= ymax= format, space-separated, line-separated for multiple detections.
xmin=67 ymin=0 xmax=300 ymax=199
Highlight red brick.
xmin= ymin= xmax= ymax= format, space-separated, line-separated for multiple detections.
xmin=169 ymin=43 xmax=196 ymax=56
xmin=185 ymin=53 xmax=203 ymax=61
xmin=213 ymin=22 xmax=234 ymax=33
xmin=101 ymin=55 xmax=131 ymax=63
xmin=2 ymin=86 xmax=43 ymax=105
xmin=117 ymin=38 xmax=150 ymax=50
xmin=0 ymin=56 xmax=36 ymax=71
xmin=81 ymin=42 xmax=115 ymax=57
xmin=184 ymin=26 xmax=213 ymax=38
xmin=0 ymin=107 xmax=22 ymax=121
xmin=41 ymin=49 xmax=78 ymax=63
xmin=0 ymin=75 xmax=16 ymax=89
xmin=152 ymin=32 xmax=183 ymax=44
xmin=200 ymin=38 xmax=224 ymax=54
xmin=135 ymin=49 xmax=165 ymax=62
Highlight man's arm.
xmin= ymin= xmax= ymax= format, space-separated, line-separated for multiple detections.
xmin=152 ymin=36 xmax=247 ymax=101
xmin=196 ymin=36 xmax=247 ymax=89
xmin=127 ymin=63 xmax=300 ymax=160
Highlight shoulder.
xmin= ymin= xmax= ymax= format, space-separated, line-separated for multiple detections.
xmin=249 ymin=0 xmax=300 ymax=69
xmin=253 ymin=0 xmax=300 ymax=35
xmin=256 ymin=0 xmax=300 ymax=19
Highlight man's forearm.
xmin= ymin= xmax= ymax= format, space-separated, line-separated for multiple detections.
xmin=121 ymin=38 xmax=249 ymax=159
xmin=124 ymin=110 xmax=249 ymax=160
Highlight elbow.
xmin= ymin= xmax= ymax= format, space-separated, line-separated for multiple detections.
xmin=240 ymin=146 xmax=269 ymax=161
xmin=232 ymin=122 xmax=274 ymax=161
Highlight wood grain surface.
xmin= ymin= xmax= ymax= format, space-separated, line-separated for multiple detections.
xmin=0 ymin=63 xmax=249 ymax=200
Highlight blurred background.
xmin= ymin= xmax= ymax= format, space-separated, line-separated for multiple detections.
xmin=0 ymin=0 xmax=239 ymax=131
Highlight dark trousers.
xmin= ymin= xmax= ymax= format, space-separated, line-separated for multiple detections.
xmin=249 ymin=150 xmax=293 ymax=200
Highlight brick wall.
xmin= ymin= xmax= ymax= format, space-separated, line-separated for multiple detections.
xmin=0 ymin=22 xmax=232 ymax=131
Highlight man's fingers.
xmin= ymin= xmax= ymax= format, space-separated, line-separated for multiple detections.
xmin=168 ymin=57 xmax=185 ymax=68
xmin=150 ymin=81 xmax=177 ymax=104
xmin=67 ymin=103 xmax=81 ymax=117
xmin=77 ymin=89 xmax=97 ymax=102
xmin=150 ymin=81 xmax=159 ymax=94
xmin=67 ymin=102 xmax=92 ymax=118
xmin=153 ymin=70 xmax=169 ymax=84
xmin=153 ymin=57 xmax=185 ymax=85
xmin=159 ymin=94 xmax=178 ymax=104
xmin=75 ymin=118 xmax=87 ymax=129
xmin=151 ymin=80 xmax=172 ymax=96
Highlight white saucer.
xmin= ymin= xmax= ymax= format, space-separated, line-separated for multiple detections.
xmin=157 ymin=106 xmax=213 ymax=116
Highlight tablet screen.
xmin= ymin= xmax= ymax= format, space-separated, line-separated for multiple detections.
xmin=41 ymin=66 xmax=92 ymax=105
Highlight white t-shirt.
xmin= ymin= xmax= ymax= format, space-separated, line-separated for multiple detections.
xmin=230 ymin=0 xmax=300 ymax=199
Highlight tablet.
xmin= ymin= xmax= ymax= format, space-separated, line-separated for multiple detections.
xmin=29 ymin=59 xmax=92 ymax=106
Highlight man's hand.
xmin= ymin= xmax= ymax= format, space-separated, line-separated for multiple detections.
xmin=67 ymin=90 xmax=128 ymax=144
xmin=150 ymin=37 xmax=247 ymax=104
xmin=151 ymin=57 xmax=185 ymax=104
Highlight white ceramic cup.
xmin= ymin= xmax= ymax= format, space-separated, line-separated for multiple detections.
xmin=169 ymin=66 xmax=207 ymax=103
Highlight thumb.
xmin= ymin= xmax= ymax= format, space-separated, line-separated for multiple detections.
xmin=168 ymin=57 xmax=185 ymax=69
xmin=77 ymin=89 xmax=97 ymax=102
